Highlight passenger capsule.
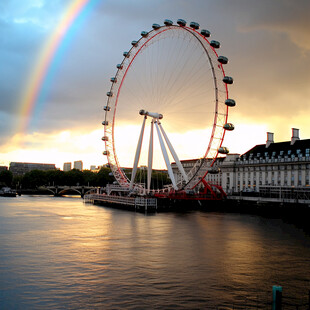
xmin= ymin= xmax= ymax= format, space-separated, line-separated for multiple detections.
xmin=223 ymin=123 xmax=235 ymax=131
xmin=208 ymin=167 xmax=220 ymax=174
xmin=131 ymin=40 xmax=138 ymax=46
xmin=141 ymin=31 xmax=148 ymax=37
xmin=210 ymin=40 xmax=220 ymax=48
xmin=102 ymin=121 xmax=109 ymax=126
xmin=218 ymin=147 xmax=229 ymax=154
xmin=110 ymin=77 xmax=117 ymax=83
xmin=225 ymin=99 xmax=236 ymax=107
xmin=223 ymin=76 xmax=233 ymax=84
xmin=177 ymin=19 xmax=186 ymax=27
xmin=101 ymin=136 xmax=108 ymax=141
xmin=201 ymin=29 xmax=211 ymax=37
xmin=218 ymin=56 xmax=228 ymax=64
xmin=164 ymin=19 xmax=173 ymax=26
xmin=116 ymin=64 xmax=123 ymax=69
xmin=103 ymin=106 xmax=111 ymax=111
xmin=106 ymin=91 xmax=113 ymax=97
xmin=152 ymin=23 xmax=161 ymax=30
xmin=103 ymin=151 xmax=110 ymax=155
xmin=123 ymin=51 xmax=130 ymax=58
xmin=190 ymin=21 xmax=200 ymax=29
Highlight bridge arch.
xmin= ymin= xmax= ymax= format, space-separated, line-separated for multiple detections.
xmin=58 ymin=187 xmax=82 ymax=197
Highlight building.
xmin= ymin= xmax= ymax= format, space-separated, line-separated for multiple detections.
xmin=172 ymin=128 xmax=310 ymax=196
xmin=74 ymin=160 xmax=83 ymax=171
xmin=221 ymin=128 xmax=310 ymax=194
xmin=9 ymin=162 xmax=56 ymax=176
xmin=63 ymin=162 xmax=72 ymax=171
xmin=172 ymin=157 xmax=224 ymax=188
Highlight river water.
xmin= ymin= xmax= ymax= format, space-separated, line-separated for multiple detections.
xmin=0 ymin=195 xmax=309 ymax=309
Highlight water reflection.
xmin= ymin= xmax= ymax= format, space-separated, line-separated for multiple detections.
xmin=0 ymin=196 xmax=309 ymax=309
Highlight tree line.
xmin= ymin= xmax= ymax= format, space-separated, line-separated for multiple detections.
xmin=0 ymin=168 xmax=114 ymax=189
xmin=0 ymin=168 xmax=170 ymax=189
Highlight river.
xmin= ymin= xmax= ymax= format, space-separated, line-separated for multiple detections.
xmin=0 ymin=195 xmax=309 ymax=309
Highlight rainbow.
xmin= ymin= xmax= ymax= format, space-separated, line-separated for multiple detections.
xmin=18 ymin=0 xmax=99 ymax=136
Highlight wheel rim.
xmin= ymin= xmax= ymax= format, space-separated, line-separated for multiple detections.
xmin=103 ymin=24 xmax=229 ymax=191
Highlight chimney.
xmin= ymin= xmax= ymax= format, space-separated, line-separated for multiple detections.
xmin=291 ymin=128 xmax=300 ymax=145
xmin=266 ymin=132 xmax=274 ymax=148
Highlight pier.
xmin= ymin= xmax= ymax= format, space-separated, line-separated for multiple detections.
xmin=228 ymin=186 xmax=310 ymax=206
xmin=84 ymin=193 xmax=157 ymax=212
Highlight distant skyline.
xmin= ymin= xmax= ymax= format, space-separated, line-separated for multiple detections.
xmin=1 ymin=0 xmax=310 ymax=169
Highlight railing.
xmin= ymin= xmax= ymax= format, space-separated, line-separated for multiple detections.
xmin=84 ymin=193 xmax=157 ymax=211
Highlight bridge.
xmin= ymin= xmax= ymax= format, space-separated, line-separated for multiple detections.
xmin=38 ymin=185 xmax=97 ymax=198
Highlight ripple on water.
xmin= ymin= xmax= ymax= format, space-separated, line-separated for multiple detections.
xmin=0 ymin=196 xmax=310 ymax=309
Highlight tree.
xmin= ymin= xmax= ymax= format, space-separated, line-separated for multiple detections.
xmin=96 ymin=167 xmax=114 ymax=186
xmin=45 ymin=170 xmax=65 ymax=186
xmin=0 ymin=170 xmax=13 ymax=187
xmin=82 ymin=170 xmax=96 ymax=186
xmin=64 ymin=169 xmax=85 ymax=186
xmin=22 ymin=170 xmax=47 ymax=189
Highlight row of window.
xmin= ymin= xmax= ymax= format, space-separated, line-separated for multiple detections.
xmin=235 ymin=164 xmax=310 ymax=172
xmin=226 ymin=171 xmax=310 ymax=188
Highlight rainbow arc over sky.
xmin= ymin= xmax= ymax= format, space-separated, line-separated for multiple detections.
xmin=18 ymin=0 xmax=100 ymax=138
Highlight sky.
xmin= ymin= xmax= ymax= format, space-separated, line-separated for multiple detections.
xmin=1 ymin=0 xmax=310 ymax=170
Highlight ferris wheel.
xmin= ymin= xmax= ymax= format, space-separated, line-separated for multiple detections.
xmin=102 ymin=19 xmax=235 ymax=193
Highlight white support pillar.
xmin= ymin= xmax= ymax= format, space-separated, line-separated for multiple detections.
xmin=155 ymin=121 xmax=178 ymax=190
xmin=130 ymin=116 xmax=146 ymax=190
xmin=158 ymin=122 xmax=188 ymax=184
xmin=147 ymin=120 xmax=154 ymax=194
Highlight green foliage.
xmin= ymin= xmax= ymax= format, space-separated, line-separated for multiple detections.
xmin=45 ymin=170 xmax=65 ymax=186
xmin=0 ymin=170 xmax=13 ymax=187
xmin=96 ymin=167 xmax=114 ymax=186
xmin=13 ymin=167 xmax=169 ymax=190
xmin=22 ymin=170 xmax=47 ymax=189
xmin=65 ymin=169 xmax=85 ymax=186
xmin=16 ymin=167 xmax=115 ymax=189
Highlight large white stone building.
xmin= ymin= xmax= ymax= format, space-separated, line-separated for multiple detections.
xmin=221 ymin=129 xmax=310 ymax=194
xmin=173 ymin=129 xmax=310 ymax=195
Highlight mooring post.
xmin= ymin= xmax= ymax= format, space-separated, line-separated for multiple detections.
xmin=272 ymin=285 xmax=282 ymax=310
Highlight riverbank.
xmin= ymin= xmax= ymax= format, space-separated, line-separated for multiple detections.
xmin=221 ymin=198 xmax=310 ymax=234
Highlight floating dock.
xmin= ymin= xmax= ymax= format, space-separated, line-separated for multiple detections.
xmin=84 ymin=193 xmax=157 ymax=212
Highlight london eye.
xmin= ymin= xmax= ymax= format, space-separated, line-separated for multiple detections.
xmin=102 ymin=19 xmax=235 ymax=194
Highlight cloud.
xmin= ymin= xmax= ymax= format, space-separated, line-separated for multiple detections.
xmin=1 ymin=0 xmax=310 ymax=167
xmin=0 ymin=128 xmax=105 ymax=169
xmin=234 ymin=0 xmax=310 ymax=51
